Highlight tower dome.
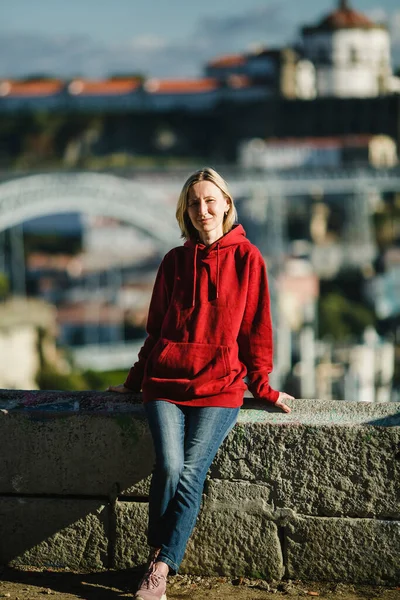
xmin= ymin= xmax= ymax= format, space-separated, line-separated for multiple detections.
xmin=303 ymin=0 xmax=385 ymax=34
xmin=302 ymin=1 xmax=391 ymax=98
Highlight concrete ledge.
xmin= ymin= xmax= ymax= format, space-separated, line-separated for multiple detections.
xmin=0 ymin=390 xmax=399 ymax=584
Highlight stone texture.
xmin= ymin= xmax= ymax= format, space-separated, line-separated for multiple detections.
xmin=0 ymin=402 xmax=154 ymax=497
xmin=0 ymin=392 xmax=399 ymax=584
xmin=114 ymin=499 xmax=283 ymax=579
xmin=113 ymin=502 xmax=149 ymax=569
xmin=1 ymin=393 xmax=398 ymax=513
xmin=182 ymin=507 xmax=283 ymax=579
xmin=123 ymin=476 xmax=151 ymax=497
xmin=0 ymin=498 xmax=108 ymax=569
xmin=237 ymin=399 xmax=400 ymax=427
xmin=286 ymin=516 xmax=400 ymax=585
xmin=211 ymin=416 xmax=400 ymax=518
xmin=204 ymin=479 xmax=293 ymax=522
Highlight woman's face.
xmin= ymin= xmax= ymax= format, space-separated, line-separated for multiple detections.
xmin=187 ymin=180 xmax=230 ymax=243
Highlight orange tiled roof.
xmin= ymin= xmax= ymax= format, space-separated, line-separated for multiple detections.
xmin=207 ymin=54 xmax=246 ymax=68
xmin=144 ymin=78 xmax=218 ymax=94
xmin=68 ymin=78 xmax=141 ymax=96
xmin=305 ymin=1 xmax=381 ymax=32
xmin=0 ymin=79 xmax=64 ymax=97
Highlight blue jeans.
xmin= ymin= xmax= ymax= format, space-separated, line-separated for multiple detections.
xmin=144 ymin=400 xmax=239 ymax=573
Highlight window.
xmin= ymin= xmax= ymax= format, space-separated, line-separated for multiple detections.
xmin=350 ymin=47 xmax=359 ymax=64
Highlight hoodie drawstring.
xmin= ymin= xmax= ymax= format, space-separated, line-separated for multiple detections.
xmin=192 ymin=243 xmax=198 ymax=307
xmin=184 ymin=225 xmax=245 ymax=307
xmin=192 ymin=241 xmax=221 ymax=306
xmin=216 ymin=243 xmax=220 ymax=300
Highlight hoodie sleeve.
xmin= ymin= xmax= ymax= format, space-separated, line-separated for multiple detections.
xmin=124 ymin=259 xmax=169 ymax=392
xmin=237 ymin=249 xmax=279 ymax=403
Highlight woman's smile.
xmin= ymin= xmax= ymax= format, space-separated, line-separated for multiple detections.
xmin=187 ymin=180 xmax=230 ymax=245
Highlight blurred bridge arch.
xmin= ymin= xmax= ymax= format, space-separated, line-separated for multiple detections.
xmin=1 ymin=167 xmax=400 ymax=265
xmin=0 ymin=172 xmax=180 ymax=251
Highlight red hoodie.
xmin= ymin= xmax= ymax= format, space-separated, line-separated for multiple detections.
xmin=124 ymin=224 xmax=279 ymax=407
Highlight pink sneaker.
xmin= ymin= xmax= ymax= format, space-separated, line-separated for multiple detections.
xmin=135 ymin=563 xmax=167 ymax=600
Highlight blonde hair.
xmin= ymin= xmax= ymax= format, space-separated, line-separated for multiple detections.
xmin=176 ymin=167 xmax=238 ymax=240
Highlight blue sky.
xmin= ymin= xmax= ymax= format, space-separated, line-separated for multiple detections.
xmin=1 ymin=0 xmax=400 ymax=79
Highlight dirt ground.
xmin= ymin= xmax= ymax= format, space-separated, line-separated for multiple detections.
xmin=0 ymin=567 xmax=399 ymax=600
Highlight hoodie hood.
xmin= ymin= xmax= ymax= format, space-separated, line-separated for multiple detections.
xmin=183 ymin=224 xmax=248 ymax=251
xmin=183 ymin=224 xmax=249 ymax=306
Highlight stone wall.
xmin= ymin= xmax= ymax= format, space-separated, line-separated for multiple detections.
xmin=0 ymin=390 xmax=399 ymax=584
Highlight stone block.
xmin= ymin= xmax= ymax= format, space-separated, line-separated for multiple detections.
xmin=113 ymin=502 xmax=149 ymax=569
xmin=0 ymin=497 xmax=108 ymax=569
xmin=114 ymin=499 xmax=283 ymax=579
xmin=0 ymin=403 xmax=154 ymax=497
xmin=182 ymin=507 xmax=283 ymax=579
xmin=286 ymin=516 xmax=400 ymax=585
xmin=204 ymin=479 xmax=293 ymax=521
xmin=211 ymin=401 xmax=400 ymax=518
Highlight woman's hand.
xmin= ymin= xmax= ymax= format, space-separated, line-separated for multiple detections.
xmin=275 ymin=392 xmax=295 ymax=413
xmin=106 ymin=384 xmax=133 ymax=393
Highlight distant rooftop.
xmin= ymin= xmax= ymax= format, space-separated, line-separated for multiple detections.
xmin=143 ymin=78 xmax=218 ymax=94
xmin=206 ymin=54 xmax=246 ymax=69
xmin=68 ymin=78 xmax=141 ymax=96
xmin=303 ymin=0 xmax=386 ymax=34
xmin=0 ymin=79 xmax=64 ymax=97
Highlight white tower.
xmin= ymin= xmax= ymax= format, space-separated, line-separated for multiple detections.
xmin=302 ymin=0 xmax=392 ymax=98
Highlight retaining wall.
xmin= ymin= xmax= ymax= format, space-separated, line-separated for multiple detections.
xmin=0 ymin=390 xmax=399 ymax=584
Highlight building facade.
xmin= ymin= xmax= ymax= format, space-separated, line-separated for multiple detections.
xmin=0 ymin=1 xmax=398 ymax=115
xmin=302 ymin=0 xmax=393 ymax=98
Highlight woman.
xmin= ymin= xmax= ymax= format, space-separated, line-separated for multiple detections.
xmin=108 ymin=167 xmax=294 ymax=600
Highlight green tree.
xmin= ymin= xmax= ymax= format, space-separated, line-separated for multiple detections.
xmin=0 ymin=272 xmax=9 ymax=299
xmin=318 ymin=292 xmax=375 ymax=340
xmin=36 ymin=365 xmax=89 ymax=391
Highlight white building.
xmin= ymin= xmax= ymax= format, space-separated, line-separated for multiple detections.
xmin=238 ymin=134 xmax=398 ymax=171
xmin=302 ymin=0 xmax=393 ymax=98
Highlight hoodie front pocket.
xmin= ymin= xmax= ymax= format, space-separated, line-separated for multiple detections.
xmin=149 ymin=340 xmax=230 ymax=397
